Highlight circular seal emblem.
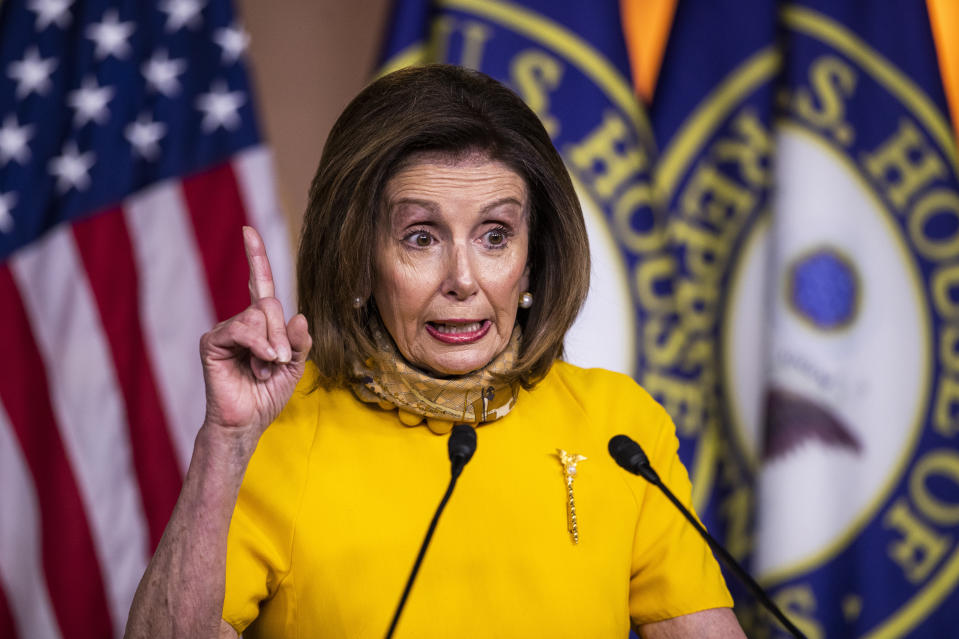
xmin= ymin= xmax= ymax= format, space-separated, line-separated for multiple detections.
xmin=709 ymin=7 xmax=959 ymax=637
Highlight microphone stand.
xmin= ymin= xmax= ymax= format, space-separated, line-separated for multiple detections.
xmin=385 ymin=425 xmax=476 ymax=639
xmin=609 ymin=435 xmax=806 ymax=639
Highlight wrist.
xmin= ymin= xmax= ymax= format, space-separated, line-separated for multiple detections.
xmin=192 ymin=422 xmax=261 ymax=479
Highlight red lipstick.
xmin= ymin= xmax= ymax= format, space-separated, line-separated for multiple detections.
xmin=425 ymin=320 xmax=491 ymax=344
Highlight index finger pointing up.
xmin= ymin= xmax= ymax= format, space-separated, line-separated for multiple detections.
xmin=243 ymin=226 xmax=276 ymax=302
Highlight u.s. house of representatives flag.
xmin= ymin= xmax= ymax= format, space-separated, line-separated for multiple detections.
xmin=653 ymin=1 xmax=959 ymax=636
xmin=384 ymin=0 xmax=959 ymax=637
xmin=0 ymin=1 xmax=291 ymax=637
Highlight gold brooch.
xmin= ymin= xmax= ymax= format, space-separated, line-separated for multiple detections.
xmin=557 ymin=449 xmax=586 ymax=544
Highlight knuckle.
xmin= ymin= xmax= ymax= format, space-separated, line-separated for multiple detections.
xmin=200 ymin=320 xmax=228 ymax=348
xmin=238 ymin=306 xmax=267 ymax=327
xmin=225 ymin=318 xmax=257 ymax=343
xmin=255 ymin=296 xmax=282 ymax=314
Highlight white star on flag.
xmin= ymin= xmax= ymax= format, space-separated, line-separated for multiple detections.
xmin=0 ymin=191 xmax=16 ymax=233
xmin=67 ymin=76 xmax=115 ymax=127
xmin=86 ymin=9 xmax=135 ymax=60
xmin=196 ymin=81 xmax=246 ymax=132
xmin=159 ymin=0 xmax=206 ymax=32
xmin=142 ymin=49 xmax=187 ymax=97
xmin=27 ymin=0 xmax=73 ymax=31
xmin=213 ymin=22 xmax=250 ymax=64
xmin=0 ymin=115 xmax=34 ymax=166
xmin=49 ymin=141 xmax=95 ymax=193
xmin=125 ymin=113 xmax=167 ymax=161
xmin=7 ymin=46 xmax=58 ymax=99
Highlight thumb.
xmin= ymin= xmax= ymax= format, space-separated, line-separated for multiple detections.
xmin=287 ymin=314 xmax=312 ymax=364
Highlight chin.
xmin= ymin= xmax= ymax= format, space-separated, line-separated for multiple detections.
xmin=427 ymin=362 xmax=486 ymax=377
xmin=421 ymin=353 xmax=493 ymax=377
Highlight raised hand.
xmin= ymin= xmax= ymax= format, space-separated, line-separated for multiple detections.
xmin=199 ymin=226 xmax=312 ymax=436
xmin=126 ymin=226 xmax=311 ymax=639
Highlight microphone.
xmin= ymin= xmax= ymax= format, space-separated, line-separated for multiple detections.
xmin=448 ymin=423 xmax=477 ymax=478
xmin=608 ymin=434 xmax=659 ymax=483
xmin=608 ymin=434 xmax=806 ymax=639
xmin=386 ymin=425 xmax=477 ymax=639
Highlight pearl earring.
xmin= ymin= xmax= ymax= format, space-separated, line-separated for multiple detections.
xmin=519 ymin=292 xmax=533 ymax=309
xmin=352 ymin=296 xmax=365 ymax=308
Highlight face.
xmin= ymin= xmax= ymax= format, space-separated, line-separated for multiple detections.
xmin=373 ymin=154 xmax=530 ymax=376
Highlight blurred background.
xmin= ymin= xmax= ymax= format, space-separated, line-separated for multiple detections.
xmin=236 ymin=0 xmax=391 ymax=233
xmin=1 ymin=1 xmax=958 ymax=637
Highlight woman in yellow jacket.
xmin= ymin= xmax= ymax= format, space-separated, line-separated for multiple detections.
xmin=124 ymin=64 xmax=744 ymax=639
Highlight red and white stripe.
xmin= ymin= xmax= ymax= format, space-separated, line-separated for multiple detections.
xmin=0 ymin=402 xmax=63 ymax=639
xmin=0 ymin=147 xmax=292 ymax=639
xmin=234 ymin=147 xmax=297 ymax=314
xmin=125 ymin=181 xmax=217 ymax=469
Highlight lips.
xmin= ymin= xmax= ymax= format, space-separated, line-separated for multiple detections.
xmin=425 ymin=319 xmax=491 ymax=344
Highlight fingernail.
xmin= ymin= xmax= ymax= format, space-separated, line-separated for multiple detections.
xmin=278 ymin=346 xmax=292 ymax=363
xmin=252 ymin=358 xmax=271 ymax=380
xmin=265 ymin=346 xmax=278 ymax=360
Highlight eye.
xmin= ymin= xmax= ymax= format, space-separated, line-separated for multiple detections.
xmin=404 ymin=230 xmax=434 ymax=248
xmin=414 ymin=232 xmax=432 ymax=247
xmin=483 ymin=226 xmax=510 ymax=248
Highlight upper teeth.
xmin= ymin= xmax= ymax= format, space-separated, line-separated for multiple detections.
xmin=433 ymin=322 xmax=482 ymax=334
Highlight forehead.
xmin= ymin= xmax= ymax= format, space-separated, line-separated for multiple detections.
xmin=383 ymin=153 xmax=528 ymax=213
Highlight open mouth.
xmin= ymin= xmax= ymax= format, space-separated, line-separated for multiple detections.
xmin=425 ymin=320 xmax=491 ymax=344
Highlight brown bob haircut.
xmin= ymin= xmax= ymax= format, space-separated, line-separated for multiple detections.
xmin=297 ymin=64 xmax=590 ymax=389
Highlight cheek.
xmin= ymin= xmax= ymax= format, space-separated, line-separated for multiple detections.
xmin=519 ymin=266 xmax=530 ymax=294
xmin=389 ymin=259 xmax=438 ymax=298
xmin=374 ymin=255 xmax=437 ymax=323
xmin=513 ymin=233 xmax=530 ymax=294
xmin=485 ymin=259 xmax=528 ymax=311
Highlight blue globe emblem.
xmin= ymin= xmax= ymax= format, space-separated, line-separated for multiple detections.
xmin=788 ymin=248 xmax=859 ymax=330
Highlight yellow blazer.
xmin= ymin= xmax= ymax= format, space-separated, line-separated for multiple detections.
xmin=224 ymin=361 xmax=732 ymax=637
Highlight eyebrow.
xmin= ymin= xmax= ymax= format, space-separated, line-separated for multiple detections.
xmin=389 ymin=196 xmax=526 ymax=217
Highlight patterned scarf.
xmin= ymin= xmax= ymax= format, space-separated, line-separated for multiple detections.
xmin=351 ymin=317 xmax=521 ymax=434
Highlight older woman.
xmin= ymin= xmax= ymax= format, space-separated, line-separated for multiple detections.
xmin=125 ymin=65 xmax=744 ymax=638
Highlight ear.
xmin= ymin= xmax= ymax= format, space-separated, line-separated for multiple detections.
xmin=519 ymin=263 xmax=530 ymax=294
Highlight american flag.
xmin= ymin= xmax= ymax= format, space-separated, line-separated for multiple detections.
xmin=0 ymin=1 xmax=293 ymax=637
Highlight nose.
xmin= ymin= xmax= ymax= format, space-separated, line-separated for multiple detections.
xmin=443 ymin=244 xmax=478 ymax=300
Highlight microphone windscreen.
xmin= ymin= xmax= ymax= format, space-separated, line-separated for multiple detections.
xmin=608 ymin=434 xmax=651 ymax=477
xmin=448 ymin=424 xmax=477 ymax=466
